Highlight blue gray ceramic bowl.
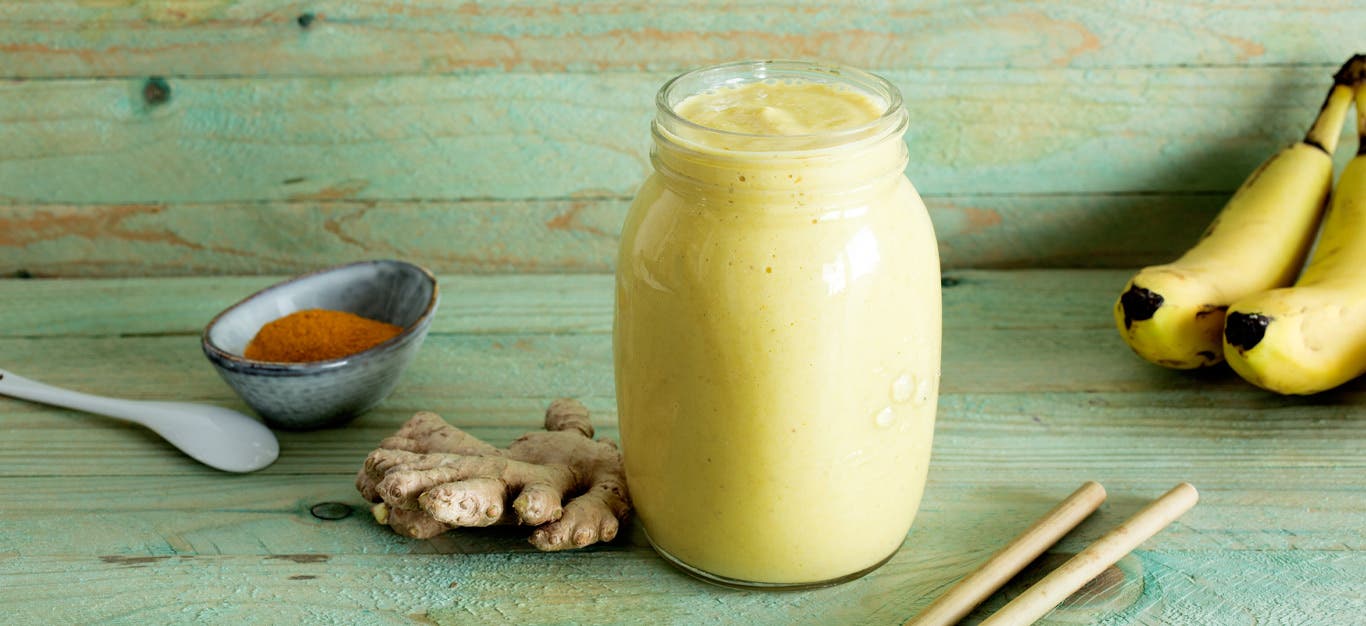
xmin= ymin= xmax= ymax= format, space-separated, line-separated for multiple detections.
xmin=202 ymin=260 xmax=439 ymax=430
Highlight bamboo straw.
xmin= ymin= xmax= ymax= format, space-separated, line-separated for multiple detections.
xmin=979 ymin=482 xmax=1199 ymax=625
xmin=905 ymin=481 xmax=1107 ymax=626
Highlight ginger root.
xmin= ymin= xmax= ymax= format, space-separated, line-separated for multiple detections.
xmin=355 ymin=399 xmax=631 ymax=551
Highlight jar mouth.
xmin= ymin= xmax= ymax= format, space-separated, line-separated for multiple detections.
xmin=655 ymin=59 xmax=905 ymax=152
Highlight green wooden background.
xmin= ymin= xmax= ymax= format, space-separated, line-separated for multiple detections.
xmin=2 ymin=1 xmax=1363 ymax=276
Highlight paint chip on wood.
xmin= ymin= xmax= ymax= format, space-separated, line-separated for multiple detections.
xmin=98 ymin=555 xmax=174 ymax=567
xmin=267 ymin=554 xmax=330 ymax=564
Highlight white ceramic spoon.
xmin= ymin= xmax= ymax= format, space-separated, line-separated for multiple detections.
xmin=0 ymin=368 xmax=279 ymax=473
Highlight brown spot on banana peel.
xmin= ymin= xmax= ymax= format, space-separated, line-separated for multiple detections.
xmin=1195 ymin=305 xmax=1228 ymax=319
xmin=1303 ymin=137 xmax=1330 ymax=155
xmin=1119 ymin=285 xmax=1164 ymax=329
xmin=1225 ymin=151 xmax=1282 ymax=197
xmin=1158 ymin=352 xmax=1218 ymax=369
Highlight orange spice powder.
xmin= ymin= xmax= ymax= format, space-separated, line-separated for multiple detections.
xmin=244 ymin=309 xmax=403 ymax=363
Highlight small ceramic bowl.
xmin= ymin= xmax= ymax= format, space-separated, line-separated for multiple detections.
xmin=202 ymin=259 xmax=439 ymax=430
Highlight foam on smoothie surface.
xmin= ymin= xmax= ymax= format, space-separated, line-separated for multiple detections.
xmin=674 ymin=79 xmax=886 ymax=137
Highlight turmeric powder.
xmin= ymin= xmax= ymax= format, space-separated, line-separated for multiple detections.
xmin=245 ymin=309 xmax=403 ymax=363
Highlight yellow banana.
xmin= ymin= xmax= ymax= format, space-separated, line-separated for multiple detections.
xmin=1114 ymin=57 xmax=1361 ymax=369
xmin=1223 ymin=79 xmax=1366 ymax=394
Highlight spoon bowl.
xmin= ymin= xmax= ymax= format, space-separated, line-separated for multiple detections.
xmin=0 ymin=368 xmax=278 ymax=473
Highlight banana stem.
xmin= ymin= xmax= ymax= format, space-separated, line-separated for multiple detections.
xmin=1306 ymin=84 xmax=1355 ymax=154
xmin=1306 ymin=54 xmax=1366 ymax=154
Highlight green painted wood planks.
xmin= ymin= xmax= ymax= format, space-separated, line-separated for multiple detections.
xmin=0 ymin=68 xmax=1351 ymax=204
xmin=0 ymin=65 xmax=1357 ymax=275
xmin=2 ymin=2 xmax=1362 ymax=276
xmin=0 ymin=270 xmax=1362 ymax=623
xmin=3 ymin=551 xmax=1355 ymax=624
xmin=0 ymin=192 xmax=1227 ymax=276
xmin=0 ymin=1 xmax=1359 ymax=78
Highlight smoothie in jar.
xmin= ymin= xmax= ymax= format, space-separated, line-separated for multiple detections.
xmin=614 ymin=60 xmax=941 ymax=588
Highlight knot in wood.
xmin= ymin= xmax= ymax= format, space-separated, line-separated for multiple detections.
xmin=142 ymin=77 xmax=171 ymax=106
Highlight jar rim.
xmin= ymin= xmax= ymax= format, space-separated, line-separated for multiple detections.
xmin=654 ymin=59 xmax=905 ymax=148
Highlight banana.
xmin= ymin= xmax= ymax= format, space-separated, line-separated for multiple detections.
xmin=1223 ymin=77 xmax=1366 ymax=394
xmin=1114 ymin=57 xmax=1361 ymax=369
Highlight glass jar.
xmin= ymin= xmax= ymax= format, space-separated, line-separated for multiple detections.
xmin=614 ymin=60 xmax=941 ymax=589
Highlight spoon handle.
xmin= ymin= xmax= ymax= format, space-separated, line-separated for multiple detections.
xmin=0 ymin=368 xmax=279 ymax=473
xmin=0 ymin=368 xmax=150 ymax=424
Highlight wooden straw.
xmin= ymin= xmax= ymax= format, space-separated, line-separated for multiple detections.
xmin=905 ymin=481 xmax=1107 ymax=626
xmin=979 ymin=482 xmax=1200 ymax=626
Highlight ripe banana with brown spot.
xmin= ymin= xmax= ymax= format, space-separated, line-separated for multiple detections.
xmin=1223 ymin=79 xmax=1366 ymax=394
xmin=1114 ymin=57 xmax=1362 ymax=369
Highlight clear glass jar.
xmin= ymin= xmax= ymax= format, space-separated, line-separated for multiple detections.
xmin=614 ymin=60 xmax=941 ymax=589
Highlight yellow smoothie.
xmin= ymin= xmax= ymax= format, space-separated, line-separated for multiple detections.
xmin=615 ymin=63 xmax=941 ymax=586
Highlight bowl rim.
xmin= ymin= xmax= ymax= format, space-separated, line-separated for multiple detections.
xmin=201 ymin=259 xmax=440 ymax=373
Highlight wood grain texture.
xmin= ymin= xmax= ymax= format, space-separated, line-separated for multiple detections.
xmin=0 ymin=64 xmax=1354 ymax=275
xmin=3 ymin=472 xmax=1360 ymax=557
xmin=0 ymin=1 xmax=1360 ymax=78
xmin=0 ymin=2 xmax=1361 ymax=277
xmin=5 ymin=269 xmax=1364 ymax=397
xmin=4 ymin=390 xmax=1363 ymax=546
xmin=0 ymin=270 xmax=1363 ymax=623
xmin=0 ymin=67 xmax=1352 ymax=205
xmin=0 ymin=193 xmax=1225 ymax=276
xmin=1 ymin=551 xmax=1356 ymax=625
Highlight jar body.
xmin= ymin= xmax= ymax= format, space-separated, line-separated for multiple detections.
xmin=614 ymin=61 xmax=941 ymax=588
xmin=617 ymin=72 xmax=939 ymax=587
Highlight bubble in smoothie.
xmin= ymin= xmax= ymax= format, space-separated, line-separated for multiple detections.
xmin=874 ymin=406 xmax=896 ymax=428
xmin=891 ymin=372 xmax=915 ymax=404
xmin=842 ymin=448 xmax=870 ymax=469
xmin=913 ymin=375 xmax=935 ymax=406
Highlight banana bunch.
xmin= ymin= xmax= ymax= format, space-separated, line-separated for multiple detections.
xmin=1224 ymin=81 xmax=1366 ymax=394
xmin=1115 ymin=54 xmax=1366 ymax=394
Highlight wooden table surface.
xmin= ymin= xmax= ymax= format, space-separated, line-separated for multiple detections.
xmin=2 ymin=269 xmax=1362 ymax=624
xmin=4 ymin=2 xmax=1366 ymax=623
